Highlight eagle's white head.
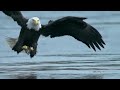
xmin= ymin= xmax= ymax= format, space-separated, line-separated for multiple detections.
xmin=27 ymin=17 xmax=42 ymax=31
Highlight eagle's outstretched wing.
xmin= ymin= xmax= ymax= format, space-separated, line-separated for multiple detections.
xmin=2 ymin=11 xmax=28 ymax=27
xmin=41 ymin=16 xmax=106 ymax=51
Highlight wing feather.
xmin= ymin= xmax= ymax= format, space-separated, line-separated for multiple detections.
xmin=2 ymin=11 xmax=28 ymax=27
xmin=41 ymin=16 xmax=105 ymax=51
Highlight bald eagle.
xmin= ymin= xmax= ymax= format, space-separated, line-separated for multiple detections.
xmin=2 ymin=11 xmax=106 ymax=58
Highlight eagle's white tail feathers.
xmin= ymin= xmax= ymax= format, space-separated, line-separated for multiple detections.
xmin=6 ymin=37 xmax=18 ymax=49
xmin=6 ymin=37 xmax=30 ymax=55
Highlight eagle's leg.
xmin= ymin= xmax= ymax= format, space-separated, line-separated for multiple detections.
xmin=30 ymin=43 xmax=38 ymax=58
xmin=12 ymin=41 xmax=24 ymax=54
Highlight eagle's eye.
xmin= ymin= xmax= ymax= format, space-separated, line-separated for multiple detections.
xmin=32 ymin=19 xmax=35 ymax=21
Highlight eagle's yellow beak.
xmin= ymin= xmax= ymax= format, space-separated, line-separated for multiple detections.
xmin=33 ymin=19 xmax=39 ymax=25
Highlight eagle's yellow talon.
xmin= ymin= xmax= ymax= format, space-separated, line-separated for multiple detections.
xmin=22 ymin=45 xmax=28 ymax=50
xmin=30 ymin=47 xmax=34 ymax=51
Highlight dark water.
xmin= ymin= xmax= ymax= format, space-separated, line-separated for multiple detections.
xmin=0 ymin=11 xmax=120 ymax=79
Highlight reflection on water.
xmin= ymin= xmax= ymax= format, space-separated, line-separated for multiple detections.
xmin=14 ymin=73 xmax=37 ymax=79
xmin=0 ymin=11 xmax=120 ymax=79
xmin=80 ymin=74 xmax=103 ymax=79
